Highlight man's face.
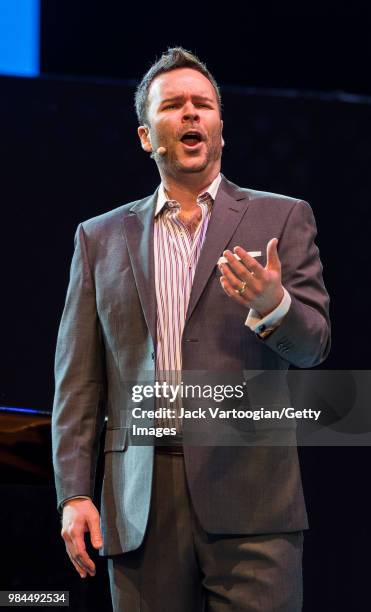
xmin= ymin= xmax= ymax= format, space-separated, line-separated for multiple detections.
xmin=138 ymin=68 xmax=224 ymax=176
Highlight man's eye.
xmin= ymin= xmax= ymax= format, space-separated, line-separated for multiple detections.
xmin=164 ymin=104 xmax=178 ymax=110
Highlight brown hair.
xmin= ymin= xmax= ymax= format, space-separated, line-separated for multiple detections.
xmin=135 ymin=47 xmax=222 ymax=125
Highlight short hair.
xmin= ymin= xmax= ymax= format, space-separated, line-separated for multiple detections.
xmin=135 ymin=47 xmax=222 ymax=125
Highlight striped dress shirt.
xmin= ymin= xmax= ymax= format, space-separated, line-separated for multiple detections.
xmin=154 ymin=173 xmax=222 ymax=434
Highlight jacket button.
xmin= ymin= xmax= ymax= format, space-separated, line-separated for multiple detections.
xmin=151 ymin=352 xmax=155 ymax=360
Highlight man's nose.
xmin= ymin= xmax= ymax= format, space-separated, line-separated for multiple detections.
xmin=182 ymin=104 xmax=200 ymax=122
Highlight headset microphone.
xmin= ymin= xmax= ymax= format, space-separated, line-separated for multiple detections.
xmin=156 ymin=147 xmax=167 ymax=155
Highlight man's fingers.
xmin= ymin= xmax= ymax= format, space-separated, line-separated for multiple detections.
xmin=75 ymin=550 xmax=96 ymax=576
xmin=86 ymin=513 xmax=103 ymax=550
xmin=220 ymin=276 xmax=250 ymax=307
xmin=66 ymin=548 xmax=87 ymax=579
xmin=220 ymin=264 xmax=255 ymax=294
xmin=61 ymin=499 xmax=101 ymax=575
xmin=266 ymin=238 xmax=281 ymax=271
xmin=63 ymin=530 xmax=96 ymax=575
xmin=71 ymin=546 xmax=96 ymax=576
xmin=72 ymin=535 xmax=96 ymax=574
xmin=231 ymin=247 xmax=264 ymax=277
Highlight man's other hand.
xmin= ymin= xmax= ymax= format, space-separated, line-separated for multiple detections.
xmin=219 ymin=238 xmax=284 ymax=317
xmin=61 ymin=499 xmax=103 ymax=578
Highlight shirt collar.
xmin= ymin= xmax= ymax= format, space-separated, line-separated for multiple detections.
xmin=155 ymin=172 xmax=222 ymax=216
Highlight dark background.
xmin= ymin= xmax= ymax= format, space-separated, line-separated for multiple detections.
xmin=1 ymin=4 xmax=371 ymax=611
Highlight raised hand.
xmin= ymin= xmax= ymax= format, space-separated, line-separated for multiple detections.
xmin=219 ymin=238 xmax=284 ymax=317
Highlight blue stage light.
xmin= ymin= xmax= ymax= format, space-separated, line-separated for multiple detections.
xmin=0 ymin=0 xmax=40 ymax=77
xmin=0 ymin=405 xmax=50 ymax=416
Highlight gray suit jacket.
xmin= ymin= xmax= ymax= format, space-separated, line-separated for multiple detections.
xmin=52 ymin=176 xmax=330 ymax=556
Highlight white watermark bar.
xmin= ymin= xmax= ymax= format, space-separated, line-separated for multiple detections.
xmin=110 ymin=370 xmax=371 ymax=446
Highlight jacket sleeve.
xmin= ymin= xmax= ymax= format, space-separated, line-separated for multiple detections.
xmin=261 ymin=199 xmax=331 ymax=368
xmin=51 ymin=223 xmax=106 ymax=511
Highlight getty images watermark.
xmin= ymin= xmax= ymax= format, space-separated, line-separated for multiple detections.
xmin=115 ymin=372 xmax=371 ymax=446
xmin=130 ymin=382 xmax=321 ymax=425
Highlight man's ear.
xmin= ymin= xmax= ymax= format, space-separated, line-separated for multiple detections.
xmin=138 ymin=125 xmax=152 ymax=153
xmin=220 ymin=120 xmax=225 ymax=148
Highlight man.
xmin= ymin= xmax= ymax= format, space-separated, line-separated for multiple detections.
xmin=52 ymin=48 xmax=330 ymax=611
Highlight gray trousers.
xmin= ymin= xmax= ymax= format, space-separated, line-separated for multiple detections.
xmin=108 ymin=451 xmax=303 ymax=611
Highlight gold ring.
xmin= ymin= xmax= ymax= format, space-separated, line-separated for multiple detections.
xmin=235 ymin=281 xmax=247 ymax=295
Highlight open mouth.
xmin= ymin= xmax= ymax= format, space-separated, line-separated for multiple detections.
xmin=180 ymin=131 xmax=203 ymax=147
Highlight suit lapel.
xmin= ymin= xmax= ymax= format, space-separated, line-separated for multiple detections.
xmin=185 ymin=177 xmax=250 ymax=323
xmin=122 ymin=192 xmax=157 ymax=344
xmin=121 ymin=178 xmax=250 ymax=340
